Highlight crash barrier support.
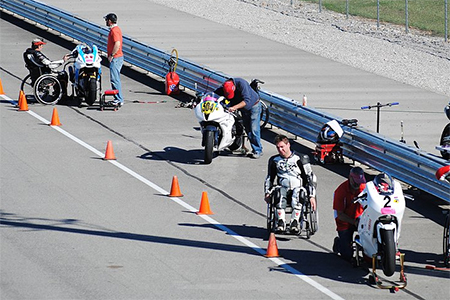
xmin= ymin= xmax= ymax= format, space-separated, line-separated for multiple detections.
xmin=1 ymin=0 xmax=448 ymax=202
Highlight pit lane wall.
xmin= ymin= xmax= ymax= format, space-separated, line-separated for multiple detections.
xmin=1 ymin=0 xmax=448 ymax=202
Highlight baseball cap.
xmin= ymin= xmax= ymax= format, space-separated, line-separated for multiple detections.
xmin=349 ymin=167 xmax=366 ymax=184
xmin=32 ymin=38 xmax=46 ymax=46
xmin=223 ymin=80 xmax=235 ymax=99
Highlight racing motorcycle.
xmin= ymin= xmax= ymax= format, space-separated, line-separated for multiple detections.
xmin=68 ymin=43 xmax=102 ymax=106
xmin=353 ymin=172 xmax=407 ymax=290
xmin=194 ymin=92 xmax=244 ymax=164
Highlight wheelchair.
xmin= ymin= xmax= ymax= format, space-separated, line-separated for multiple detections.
xmin=20 ymin=64 xmax=69 ymax=105
xmin=266 ymin=186 xmax=318 ymax=239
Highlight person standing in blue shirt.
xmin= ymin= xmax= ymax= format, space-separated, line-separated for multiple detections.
xmin=215 ymin=78 xmax=263 ymax=158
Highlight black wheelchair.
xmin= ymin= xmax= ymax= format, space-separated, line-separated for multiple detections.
xmin=266 ymin=186 xmax=318 ymax=239
xmin=20 ymin=63 xmax=69 ymax=105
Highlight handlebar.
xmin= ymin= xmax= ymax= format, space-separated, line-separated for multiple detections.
xmin=250 ymin=78 xmax=264 ymax=92
xmin=353 ymin=193 xmax=367 ymax=204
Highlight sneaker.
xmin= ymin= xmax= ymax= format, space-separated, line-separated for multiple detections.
xmin=250 ymin=152 xmax=263 ymax=159
xmin=111 ymin=99 xmax=120 ymax=106
xmin=290 ymin=219 xmax=299 ymax=233
xmin=332 ymin=237 xmax=340 ymax=255
xmin=276 ymin=219 xmax=285 ymax=232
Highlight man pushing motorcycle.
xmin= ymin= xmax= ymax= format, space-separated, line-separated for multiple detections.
xmin=214 ymin=78 xmax=263 ymax=159
xmin=264 ymin=134 xmax=317 ymax=233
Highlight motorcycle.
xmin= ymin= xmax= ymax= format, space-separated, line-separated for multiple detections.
xmin=68 ymin=44 xmax=102 ymax=106
xmin=194 ymin=92 xmax=244 ymax=164
xmin=353 ymin=172 xmax=407 ymax=290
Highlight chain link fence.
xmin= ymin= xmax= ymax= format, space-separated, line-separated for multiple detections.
xmin=241 ymin=0 xmax=448 ymax=41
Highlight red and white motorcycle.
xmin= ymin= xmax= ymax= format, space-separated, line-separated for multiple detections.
xmin=353 ymin=172 xmax=407 ymax=290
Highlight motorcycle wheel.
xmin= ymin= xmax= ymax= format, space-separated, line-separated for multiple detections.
xmin=439 ymin=123 xmax=450 ymax=160
xmin=228 ymin=134 xmax=243 ymax=151
xmin=380 ymin=229 xmax=396 ymax=277
xmin=34 ymin=74 xmax=62 ymax=105
xmin=85 ymin=77 xmax=97 ymax=106
xmin=204 ymin=130 xmax=214 ymax=164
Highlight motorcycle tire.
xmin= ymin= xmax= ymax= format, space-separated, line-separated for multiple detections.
xmin=380 ymin=229 xmax=396 ymax=277
xmin=439 ymin=123 xmax=450 ymax=160
xmin=204 ymin=130 xmax=214 ymax=164
xmin=228 ymin=134 xmax=243 ymax=151
xmin=85 ymin=77 xmax=97 ymax=106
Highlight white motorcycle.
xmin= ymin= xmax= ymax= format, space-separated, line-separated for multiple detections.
xmin=68 ymin=44 xmax=102 ymax=106
xmin=194 ymin=92 xmax=244 ymax=164
xmin=353 ymin=172 xmax=407 ymax=290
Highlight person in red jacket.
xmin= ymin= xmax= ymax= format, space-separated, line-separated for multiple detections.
xmin=332 ymin=167 xmax=366 ymax=262
xmin=104 ymin=13 xmax=124 ymax=106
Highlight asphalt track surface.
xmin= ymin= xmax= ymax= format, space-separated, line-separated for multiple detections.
xmin=0 ymin=1 xmax=449 ymax=299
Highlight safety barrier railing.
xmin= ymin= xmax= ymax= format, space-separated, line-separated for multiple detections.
xmin=1 ymin=0 xmax=448 ymax=202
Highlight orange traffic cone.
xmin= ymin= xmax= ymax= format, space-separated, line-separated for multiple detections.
xmin=264 ymin=232 xmax=279 ymax=257
xmin=196 ymin=191 xmax=213 ymax=215
xmin=18 ymin=90 xmax=28 ymax=111
xmin=49 ymin=107 xmax=61 ymax=126
xmin=168 ymin=176 xmax=183 ymax=197
xmin=103 ymin=140 xmax=116 ymax=160
xmin=17 ymin=90 xmax=22 ymax=108
xmin=0 ymin=78 xmax=4 ymax=94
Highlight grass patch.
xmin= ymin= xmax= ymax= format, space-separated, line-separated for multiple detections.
xmin=303 ymin=0 xmax=448 ymax=37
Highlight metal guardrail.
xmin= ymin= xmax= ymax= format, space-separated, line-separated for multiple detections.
xmin=1 ymin=0 xmax=448 ymax=202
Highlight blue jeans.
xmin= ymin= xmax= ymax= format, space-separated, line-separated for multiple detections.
xmin=110 ymin=56 xmax=123 ymax=103
xmin=242 ymin=102 xmax=263 ymax=154
xmin=337 ymin=226 xmax=356 ymax=261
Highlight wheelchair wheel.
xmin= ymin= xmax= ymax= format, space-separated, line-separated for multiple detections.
xmin=308 ymin=200 xmax=319 ymax=235
xmin=302 ymin=199 xmax=318 ymax=237
xmin=20 ymin=74 xmax=36 ymax=103
xmin=34 ymin=74 xmax=62 ymax=105
xmin=260 ymin=100 xmax=270 ymax=129
xmin=444 ymin=212 xmax=450 ymax=267
xmin=266 ymin=202 xmax=275 ymax=233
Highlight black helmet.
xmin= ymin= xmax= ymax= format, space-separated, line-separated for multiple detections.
xmin=104 ymin=13 xmax=117 ymax=23
xmin=373 ymin=173 xmax=394 ymax=195
xmin=445 ymin=102 xmax=450 ymax=121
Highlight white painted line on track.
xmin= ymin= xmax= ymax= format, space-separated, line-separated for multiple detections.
xmin=2 ymin=95 xmax=345 ymax=300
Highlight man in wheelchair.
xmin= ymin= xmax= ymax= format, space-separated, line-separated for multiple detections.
xmin=23 ymin=38 xmax=70 ymax=94
xmin=264 ymin=134 xmax=317 ymax=233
